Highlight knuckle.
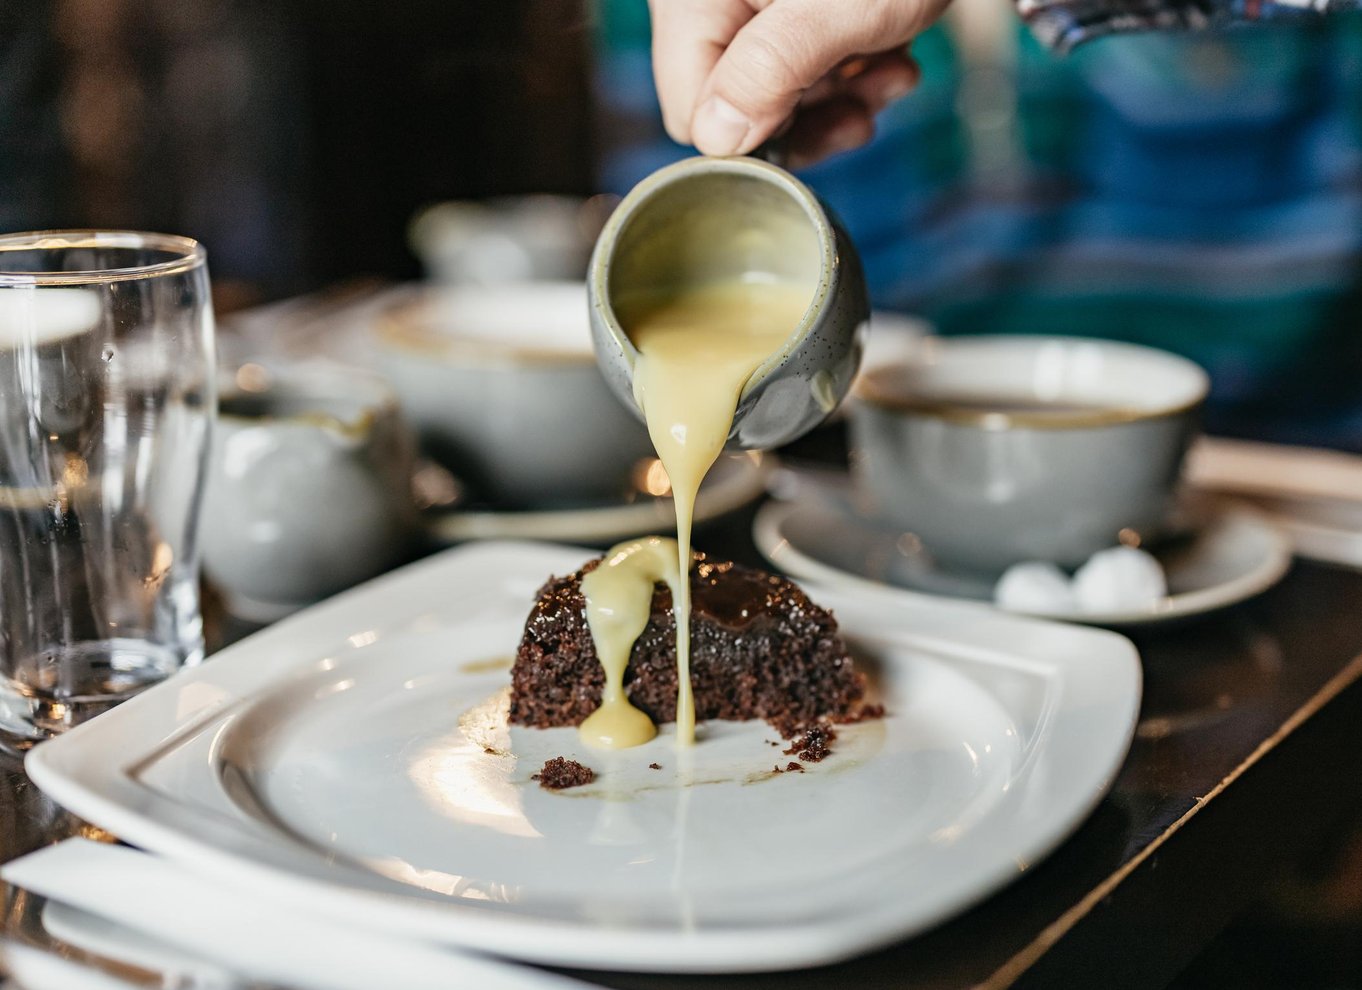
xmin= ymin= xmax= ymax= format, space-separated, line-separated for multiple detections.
xmin=726 ymin=29 xmax=808 ymax=111
xmin=851 ymin=0 xmax=925 ymax=47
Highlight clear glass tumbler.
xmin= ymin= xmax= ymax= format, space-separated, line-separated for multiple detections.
xmin=0 ymin=231 xmax=214 ymax=749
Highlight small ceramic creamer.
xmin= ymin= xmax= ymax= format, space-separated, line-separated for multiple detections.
xmin=201 ymin=364 xmax=418 ymax=619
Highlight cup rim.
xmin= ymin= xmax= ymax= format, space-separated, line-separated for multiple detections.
xmin=218 ymin=363 xmax=398 ymax=439
xmin=853 ymin=335 xmax=1211 ymax=429
xmin=590 ymin=156 xmax=837 ymax=401
xmin=374 ymin=282 xmax=597 ymax=369
xmin=0 ymin=230 xmax=206 ymax=286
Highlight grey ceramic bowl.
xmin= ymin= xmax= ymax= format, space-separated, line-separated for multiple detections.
xmin=588 ymin=156 xmax=870 ymax=450
xmin=372 ymin=282 xmax=655 ymax=506
xmin=849 ymin=336 xmax=1211 ymax=573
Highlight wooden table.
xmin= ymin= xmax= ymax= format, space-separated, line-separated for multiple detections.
xmin=4 ymin=458 xmax=1362 ymax=989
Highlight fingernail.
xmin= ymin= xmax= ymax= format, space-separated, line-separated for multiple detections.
xmin=692 ymin=96 xmax=753 ymax=156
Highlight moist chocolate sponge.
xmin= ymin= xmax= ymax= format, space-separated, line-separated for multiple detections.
xmin=509 ymin=554 xmax=866 ymax=729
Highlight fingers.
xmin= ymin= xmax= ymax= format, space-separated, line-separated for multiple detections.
xmin=838 ymin=50 xmax=921 ymax=114
xmin=781 ymin=51 xmax=920 ymax=168
xmin=649 ymin=0 xmax=752 ymax=145
xmin=690 ymin=0 xmax=923 ymax=156
xmin=782 ymin=97 xmax=877 ymax=170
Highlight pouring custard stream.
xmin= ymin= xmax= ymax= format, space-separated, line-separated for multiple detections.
xmin=577 ymin=279 xmax=812 ymax=749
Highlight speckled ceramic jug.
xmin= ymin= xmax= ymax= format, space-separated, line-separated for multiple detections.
xmin=587 ymin=156 xmax=870 ymax=450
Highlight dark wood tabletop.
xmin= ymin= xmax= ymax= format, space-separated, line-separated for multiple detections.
xmin=4 ymin=441 xmax=1362 ymax=989
xmin=567 ymin=549 xmax=1362 ymax=990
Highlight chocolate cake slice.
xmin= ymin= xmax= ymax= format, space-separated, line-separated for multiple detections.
xmin=510 ymin=553 xmax=866 ymax=730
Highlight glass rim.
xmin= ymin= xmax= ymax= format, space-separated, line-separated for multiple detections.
xmin=0 ymin=230 xmax=206 ymax=286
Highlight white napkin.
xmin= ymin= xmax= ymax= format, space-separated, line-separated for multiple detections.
xmin=1187 ymin=436 xmax=1362 ymax=567
xmin=1 ymin=939 xmax=147 ymax=990
xmin=3 ymin=839 xmax=587 ymax=990
xmin=1187 ymin=436 xmax=1362 ymax=503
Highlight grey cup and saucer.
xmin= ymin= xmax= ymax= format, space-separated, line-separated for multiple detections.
xmin=848 ymin=335 xmax=1212 ymax=573
xmin=753 ymin=470 xmax=1291 ymax=628
xmin=756 ymin=334 xmax=1290 ymax=627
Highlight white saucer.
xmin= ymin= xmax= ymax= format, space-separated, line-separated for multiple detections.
xmin=754 ymin=475 xmax=1292 ymax=627
xmin=424 ymin=452 xmax=771 ymax=545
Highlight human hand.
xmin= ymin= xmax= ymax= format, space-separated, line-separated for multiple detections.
xmin=649 ymin=0 xmax=948 ymax=167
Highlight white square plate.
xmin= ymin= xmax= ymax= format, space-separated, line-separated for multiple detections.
xmin=27 ymin=542 xmax=1141 ymax=973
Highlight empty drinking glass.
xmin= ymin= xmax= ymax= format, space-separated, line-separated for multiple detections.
xmin=0 ymin=231 xmax=215 ymax=749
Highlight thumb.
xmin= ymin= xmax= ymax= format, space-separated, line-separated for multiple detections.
xmin=690 ymin=0 xmax=923 ymax=157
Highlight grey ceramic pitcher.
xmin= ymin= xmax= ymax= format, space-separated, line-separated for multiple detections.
xmin=587 ymin=156 xmax=870 ymax=450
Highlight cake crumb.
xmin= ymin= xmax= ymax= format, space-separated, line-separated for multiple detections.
xmin=531 ymin=757 xmax=595 ymax=789
xmin=648 ymin=762 xmax=662 ymax=770
xmin=785 ymin=761 xmax=805 ymax=773
xmin=766 ymin=713 xmax=805 ymax=739
xmin=838 ymin=703 xmax=886 ymax=723
xmin=783 ymin=724 xmax=836 ymax=762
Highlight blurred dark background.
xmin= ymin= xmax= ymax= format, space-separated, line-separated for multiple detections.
xmin=0 ymin=0 xmax=596 ymax=305
xmin=6 ymin=0 xmax=1361 ymax=452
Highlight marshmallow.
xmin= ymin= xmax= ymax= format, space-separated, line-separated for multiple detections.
xmin=994 ymin=561 xmax=1078 ymax=614
xmin=1072 ymin=545 xmax=1167 ymax=613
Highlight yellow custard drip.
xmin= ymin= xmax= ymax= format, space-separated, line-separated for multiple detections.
xmin=578 ymin=537 xmax=683 ymax=748
xmin=599 ymin=279 xmax=812 ymax=748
